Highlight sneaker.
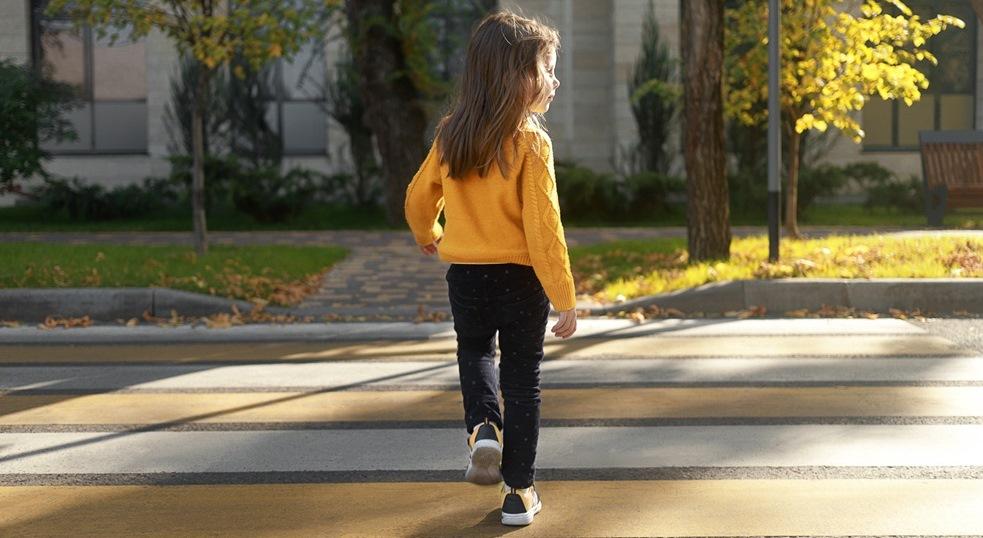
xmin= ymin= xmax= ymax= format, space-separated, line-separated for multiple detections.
xmin=464 ymin=418 xmax=503 ymax=485
xmin=501 ymin=483 xmax=542 ymax=526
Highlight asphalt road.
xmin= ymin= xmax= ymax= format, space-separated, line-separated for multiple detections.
xmin=1 ymin=317 xmax=982 ymax=536
xmin=912 ymin=317 xmax=983 ymax=354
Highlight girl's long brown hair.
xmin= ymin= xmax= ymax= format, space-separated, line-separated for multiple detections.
xmin=435 ymin=10 xmax=559 ymax=180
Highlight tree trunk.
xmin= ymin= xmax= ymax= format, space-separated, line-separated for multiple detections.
xmin=784 ymin=129 xmax=802 ymax=239
xmin=350 ymin=129 xmax=378 ymax=206
xmin=192 ymin=68 xmax=211 ymax=257
xmin=345 ymin=0 xmax=429 ymax=227
xmin=680 ymin=0 xmax=731 ymax=261
xmin=971 ymin=0 xmax=983 ymax=24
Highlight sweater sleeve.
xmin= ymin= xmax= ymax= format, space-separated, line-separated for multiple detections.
xmin=520 ymin=131 xmax=577 ymax=311
xmin=403 ymin=139 xmax=445 ymax=246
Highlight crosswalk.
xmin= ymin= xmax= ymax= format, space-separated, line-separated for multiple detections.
xmin=1 ymin=318 xmax=982 ymax=536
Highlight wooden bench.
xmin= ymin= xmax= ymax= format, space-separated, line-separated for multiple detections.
xmin=919 ymin=130 xmax=983 ymax=226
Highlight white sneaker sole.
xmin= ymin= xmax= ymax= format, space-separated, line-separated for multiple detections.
xmin=501 ymin=498 xmax=542 ymax=526
xmin=464 ymin=439 xmax=502 ymax=485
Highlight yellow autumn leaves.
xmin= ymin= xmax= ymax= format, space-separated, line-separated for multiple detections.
xmin=575 ymin=235 xmax=983 ymax=304
xmin=45 ymin=0 xmax=332 ymax=79
xmin=725 ymin=0 xmax=965 ymax=144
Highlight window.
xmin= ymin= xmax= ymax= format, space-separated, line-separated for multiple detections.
xmin=862 ymin=0 xmax=977 ymax=150
xmin=265 ymin=41 xmax=328 ymax=155
xmin=30 ymin=1 xmax=148 ymax=154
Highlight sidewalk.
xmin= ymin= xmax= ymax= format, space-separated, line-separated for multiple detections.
xmin=1 ymin=226 xmax=950 ymax=319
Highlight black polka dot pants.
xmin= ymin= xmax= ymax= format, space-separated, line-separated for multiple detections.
xmin=445 ymin=262 xmax=550 ymax=489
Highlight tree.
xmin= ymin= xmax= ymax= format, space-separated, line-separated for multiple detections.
xmin=163 ymin=51 xmax=232 ymax=158
xmin=970 ymin=0 xmax=983 ymax=24
xmin=0 ymin=58 xmax=80 ymax=195
xmin=344 ymin=0 xmax=433 ymax=227
xmin=725 ymin=0 xmax=965 ymax=238
xmin=342 ymin=0 xmax=494 ymax=224
xmin=324 ymin=48 xmax=381 ymax=207
xmin=225 ymin=53 xmax=283 ymax=169
xmin=628 ymin=0 xmax=680 ymax=176
xmin=681 ymin=0 xmax=731 ymax=262
xmin=46 ymin=0 xmax=338 ymax=255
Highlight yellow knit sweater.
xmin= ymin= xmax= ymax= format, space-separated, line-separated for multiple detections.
xmin=403 ymin=126 xmax=577 ymax=311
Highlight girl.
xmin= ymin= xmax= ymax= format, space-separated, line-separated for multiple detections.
xmin=404 ymin=9 xmax=576 ymax=527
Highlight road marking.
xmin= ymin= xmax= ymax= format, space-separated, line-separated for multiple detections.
xmin=1 ymin=480 xmax=981 ymax=536
xmin=0 ymin=334 xmax=966 ymax=364
xmin=5 ymin=356 xmax=983 ymax=393
xmin=2 ymin=386 xmax=982 ymax=425
xmin=3 ymin=425 xmax=983 ymax=473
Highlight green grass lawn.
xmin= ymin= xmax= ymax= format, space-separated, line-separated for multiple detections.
xmin=2 ymin=201 xmax=982 ymax=232
xmin=565 ymin=205 xmax=983 ymax=228
xmin=0 ymin=243 xmax=349 ymax=306
xmin=0 ymin=203 xmax=395 ymax=232
xmin=570 ymin=233 xmax=983 ymax=303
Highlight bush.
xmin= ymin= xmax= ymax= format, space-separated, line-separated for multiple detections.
xmin=554 ymin=160 xmax=684 ymax=221
xmin=170 ymin=153 xmax=321 ymax=222
xmin=32 ymin=176 xmax=179 ymax=220
xmin=313 ymin=171 xmax=382 ymax=206
xmin=229 ymin=165 xmax=320 ymax=222
xmin=864 ymin=175 xmax=923 ymax=212
xmin=554 ymin=160 xmax=628 ymax=219
xmin=796 ymin=164 xmax=851 ymax=214
xmin=728 ymin=168 xmax=768 ymax=215
xmin=808 ymin=161 xmax=922 ymax=212
xmin=730 ymin=162 xmax=861 ymax=217
xmin=624 ymin=171 xmax=685 ymax=217
xmin=842 ymin=161 xmax=893 ymax=187
xmin=104 ymin=178 xmax=180 ymax=216
xmin=166 ymin=154 xmax=240 ymax=211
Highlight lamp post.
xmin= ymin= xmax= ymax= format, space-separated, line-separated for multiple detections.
xmin=768 ymin=0 xmax=781 ymax=261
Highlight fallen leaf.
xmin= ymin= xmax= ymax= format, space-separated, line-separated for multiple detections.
xmin=205 ymin=313 xmax=233 ymax=329
xmin=738 ymin=305 xmax=767 ymax=319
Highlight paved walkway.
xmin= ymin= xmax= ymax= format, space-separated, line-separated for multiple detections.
xmin=4 ymin=226 xmax=976 ymax=317
xmin=1 ymin=318 xmax=981 ymax=535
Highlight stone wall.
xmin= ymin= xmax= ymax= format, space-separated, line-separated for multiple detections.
xmin=0 ymin=0 xmax=30 ymax=65
xmin=3 ymin=0 xmax=980 ymax=204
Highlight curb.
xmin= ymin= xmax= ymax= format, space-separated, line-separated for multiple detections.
xmin=585 ymin=278 xmax=983 ymax=316
xmin=0 ymin=288 xmax=263 ymax=322
xmin=0 ymin=287 xmax=450 ymax=322
xmin=1 ymin=278 xmax=982 ymax=325
xmin=0 ymin=321 xmax=459 ymax=344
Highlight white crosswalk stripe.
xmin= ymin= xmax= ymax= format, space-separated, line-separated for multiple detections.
xmin=1 ymin=318 xmax=981 ymax=536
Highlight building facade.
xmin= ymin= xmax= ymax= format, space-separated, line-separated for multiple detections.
xmin=1 ymin=0 xmax=979 ymax=206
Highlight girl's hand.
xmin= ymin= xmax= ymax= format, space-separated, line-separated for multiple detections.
xmin=419 ymin=236 xmax=442 ymax=255
xmin=551 ymin=308 xmax=577 ymax=338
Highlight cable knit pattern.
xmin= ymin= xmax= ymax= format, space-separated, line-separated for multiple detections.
xmin=403 ymin=127 xmax=577 ymax=311
xmin=518 ymin=130 xmax=577 ymax=311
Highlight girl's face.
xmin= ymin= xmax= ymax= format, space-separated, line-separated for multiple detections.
xmin=530 ymin=47 xmax=559 ymax=114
